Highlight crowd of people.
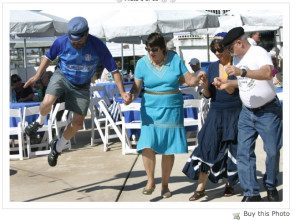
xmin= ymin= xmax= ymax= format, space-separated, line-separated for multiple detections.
xmin=10 ymin=16 xmax=283 ymax=202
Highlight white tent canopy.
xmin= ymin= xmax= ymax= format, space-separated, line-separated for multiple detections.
xmin=10 ymin=10 xmax=68 ymax=38
xmin=10 ymin=10 xmax=68 ymax=80
xmin=225 ymin=10 xmax=283 ymax=27
xmin=195 ymin=12 xmax=281 ymax=36
xmin=190 ymin=15 xmax=242 ymax=35
xmin=157 ymin=10 xmax=219 ymax=33
xmin=103 ymin=10 xmax=220 ymax=44
xmin=40 ymin=9 xmax=112 ymax=39
xmin=102 ymin=10 xmax=158 ymax=44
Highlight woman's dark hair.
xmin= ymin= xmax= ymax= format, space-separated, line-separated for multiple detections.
xmin=210 ymin=38 xmax=224 ymax=53
xmin=146 ymin=32 xmax=167 ymax=55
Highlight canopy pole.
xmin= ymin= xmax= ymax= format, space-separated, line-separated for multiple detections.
xmin=206 ymin=32 xmax=210 ymax=62
xmin=121 ymin=43 xmax=124 ymax=71
xmin=133 ymin=44 xmax=136 ymax=70
xmin=23 ymin=38 xmax=28 ymax=79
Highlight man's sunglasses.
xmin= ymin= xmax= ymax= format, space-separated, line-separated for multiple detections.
xmin=211 ymin=47 xmax=225 ymax=54
xmin=145 ymin=47 xmax=159 ymax=53
xmin=225 ymin=40 xmax=239 ymax=52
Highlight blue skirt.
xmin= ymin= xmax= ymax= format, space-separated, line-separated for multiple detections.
xmin=137 ymin=92 xmax=188 ymax=155
xmin=182 ymin=105 xmax=241 ymax=185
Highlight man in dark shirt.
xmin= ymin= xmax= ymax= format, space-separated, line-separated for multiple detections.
xmin=11 ymin=74 xmax=34 ymax=102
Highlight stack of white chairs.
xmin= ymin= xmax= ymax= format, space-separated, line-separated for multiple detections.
xmin=90 ymin=85 xmax=123 ymax=151
xmin=9 ymin=108 xmax=24 ymax=160
xmin=119 ymin=102 xmax=141 ymax=155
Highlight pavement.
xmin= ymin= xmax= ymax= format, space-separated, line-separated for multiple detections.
xmin=10 ymin=128 xmax=283 ymax=203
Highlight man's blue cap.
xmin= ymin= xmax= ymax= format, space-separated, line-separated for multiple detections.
xmin=68 ymin=16 xmax=89 ymax=41
xmin=222 ymin=27 xmax=244 ymax=47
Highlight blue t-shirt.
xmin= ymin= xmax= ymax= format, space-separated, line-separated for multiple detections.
xmin=46 ymin=34 xmax=117 ymax=85
xmin=134 ymin=51 xmax=188 ymax=92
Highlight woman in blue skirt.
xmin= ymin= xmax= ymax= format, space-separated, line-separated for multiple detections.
xmin=127 ymin=33 xmax=200 ymax=199
xmin=182 ymin=32 xmax=242 ymax=201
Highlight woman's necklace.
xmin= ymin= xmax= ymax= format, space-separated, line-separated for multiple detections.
xmin=151 ymin=56 xmax=166 ymax=71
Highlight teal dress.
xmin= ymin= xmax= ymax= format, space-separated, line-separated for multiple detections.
xmin=134 ymin=51 xmax=189 ymax=154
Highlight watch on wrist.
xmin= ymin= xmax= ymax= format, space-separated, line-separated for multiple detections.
xmin=241 ymin=68 xmax=247 ymax=77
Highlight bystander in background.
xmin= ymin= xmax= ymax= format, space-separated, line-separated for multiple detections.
xmin=11 ymin=74 xmax=34 ymax=102
xmin=247 ymin=31 xmax=261 ymax=46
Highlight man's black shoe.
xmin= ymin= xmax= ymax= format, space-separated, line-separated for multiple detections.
xmin=267 ymin=188 xmax=279 ymax=202
xmin=48 ymin=139 xmax=60 ymax=167
xmin=25 ymin=121 xmax=42 ymax=137
xmin=241 ymin=195 xmax=262 ymax=202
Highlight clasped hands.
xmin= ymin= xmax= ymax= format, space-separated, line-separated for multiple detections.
xmin=121 ymin=92 xmax=132 ymax=105
xmin=212 ymin=77 xmax=229 ymax=90
xmin=212 ymin=65 xmax=241 ymax=90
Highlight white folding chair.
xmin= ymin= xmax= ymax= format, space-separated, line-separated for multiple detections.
xmin=48 ymin=102 xmax=72 ymax=149
xmin=183 ymin=99 xmax=203 ymax=151
xmin=22 ymin=106 xmax=52 ymax=158
xmin=200 ymin=97 xmax=211 ymax=125
xmin=119 ymin=102 xmax=141 ymax=155
xmin=90 ymin=85 xmax=123 ymax=151
xmin=9 ymin=108 xmax=24 ymax=160
xmin=180 ymin=86 xmax=201 ymax=99
xmin=90 ymin=97 xmax=106 ymax=148
xmin=90 ymin=84 xmax=107 ymax=147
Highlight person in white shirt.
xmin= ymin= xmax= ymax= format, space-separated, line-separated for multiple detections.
xmin=219 ymin=27 xmax=282 ymax=202
xmin=247 ymin=31 xmax=261 ymax=46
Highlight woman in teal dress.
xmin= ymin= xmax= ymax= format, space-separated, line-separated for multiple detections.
xmin=127 ymin=33 xmax=200 ymax=198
